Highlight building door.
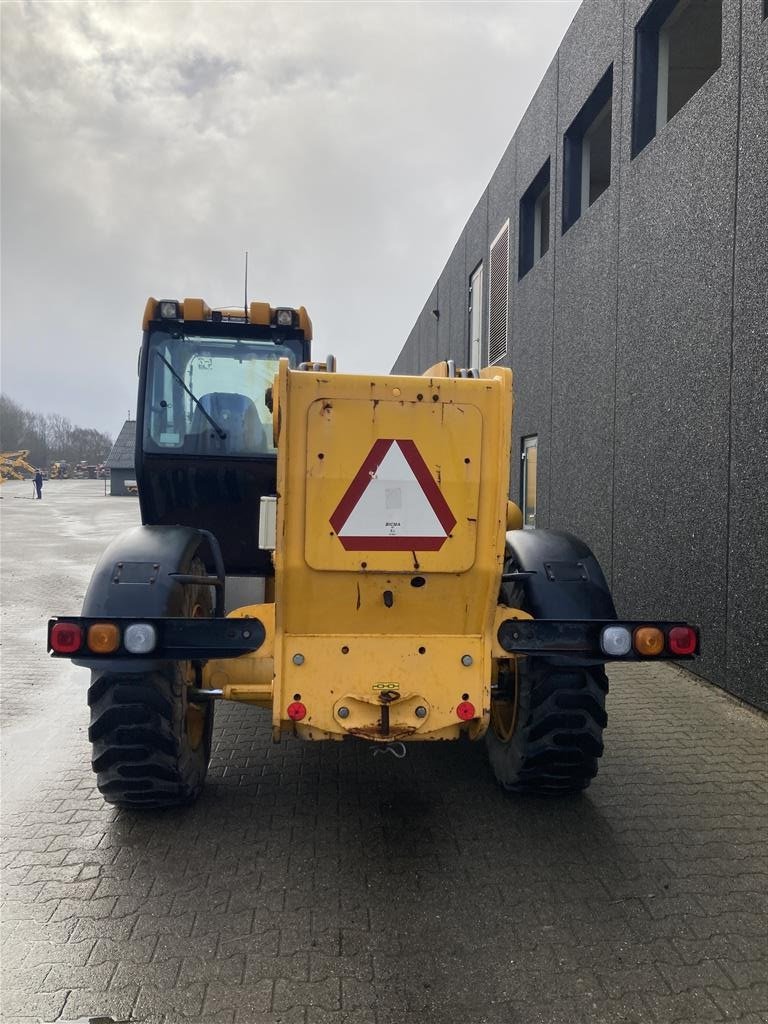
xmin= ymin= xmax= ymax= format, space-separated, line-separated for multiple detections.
xmin=521 ymin=435 xmax=538 ymax=530
xmin=468 ymin=263 xmax=483 ymax=369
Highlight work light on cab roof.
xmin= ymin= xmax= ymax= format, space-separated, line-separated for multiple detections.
xmin=142 ymin=296 xmax=313 ymax=338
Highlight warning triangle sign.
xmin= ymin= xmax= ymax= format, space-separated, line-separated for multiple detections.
xmin=330 ymin=439 xmax=456 ymax=551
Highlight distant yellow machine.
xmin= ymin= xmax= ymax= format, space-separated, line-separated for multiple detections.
xmin=49 ymin=296 xmax=700 ymax=808
xmin=0 ymin=450 xmax=36 ymax=483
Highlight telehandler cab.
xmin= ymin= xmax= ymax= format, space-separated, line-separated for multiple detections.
xmin=48 ymin=296 xmax=699 ymax=807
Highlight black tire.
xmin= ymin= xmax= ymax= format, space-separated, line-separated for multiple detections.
xmin=87 ymin=558 xmax=214 ymax=808
xmin=487 ymin=564 xmax=609 ymax=795
xmin=486 ymin=658 xmax=608 ymax=795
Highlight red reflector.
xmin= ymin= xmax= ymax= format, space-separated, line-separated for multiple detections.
xmin=287 ymin=701 xmax=307 ymax=721
xmin=456 ymin=701 xmax=475 ymax=721
xmin=50 ymin=622 xmax=83 ymax=654
xmin=668 ymin=626 xmax=697 ymax=656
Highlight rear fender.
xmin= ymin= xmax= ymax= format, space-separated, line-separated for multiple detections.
xmin=504 ymin=529 xmax=616 ymax=621
xmin=74 ymin=525 xmax=222 ymax=672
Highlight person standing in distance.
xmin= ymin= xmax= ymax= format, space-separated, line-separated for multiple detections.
xmin=34 ymin=468 xmax=43 ymax=499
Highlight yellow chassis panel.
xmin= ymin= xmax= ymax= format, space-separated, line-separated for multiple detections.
xmin=203 ymin=605 xmax=532 ymax=740
xmin=304 ymin=397 xmax=482 ymax=573
xmin=204 ymin=362 xmax=516 ymax=744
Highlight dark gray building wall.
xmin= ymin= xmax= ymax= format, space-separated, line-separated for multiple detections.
xmin=391 ymin=0 xmax=767 ymax=710
xmin=443 ymin=236 xmax=467 ymax=366
xmin=613 ymin=0 xmax=741 ymax=690
xmin=551 ymin=2 xmax=624 ymax=579
xmin=510 ymin=65 xmax=555 ymax=526
xmin=727 ymin=3 xmax=768 ymax=708
xmin=420 ymin=284 xmax=440 ymax=371
xmin=109 ymin=469 xmax=135 ymax=497
xmin=392 ymin=321 xmax=420 ymax=375
xmin=464 ymin=191 xmax=490 ymax=364
xmin=105 ymin=419 xmax=137 ymax=497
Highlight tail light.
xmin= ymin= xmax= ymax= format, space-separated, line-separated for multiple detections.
xmin=601 ymin=623 xmax=698 ymax=659
xmin=49 ymin=615 xmax=264 ymax=660
xmin=668 ymin=626 xmax=697 ymax=656
xmin=50 ymin=622 xmax=83 ymax=654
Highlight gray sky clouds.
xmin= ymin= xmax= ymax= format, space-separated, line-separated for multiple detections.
xmin=1 ymin=0 xmax=579 ymax=437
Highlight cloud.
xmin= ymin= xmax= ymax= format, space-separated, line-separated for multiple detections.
xmin=1 ymin=0 xmax=580 ymax=434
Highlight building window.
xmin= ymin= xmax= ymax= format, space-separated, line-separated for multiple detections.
xmin=521 ymin=435 xmax=538 ymax=530
xmin=562 ymin=66 xmax=613 ymax=233
xmin=518 ymin=159 xmax=551 ymax=279
xmin=632 ymin=0 xmax=722 ymax=158
xmin=488 ymin=222 xmax=510 ymax=365
xmin=468 ymin=263 xmax=483 ymax=370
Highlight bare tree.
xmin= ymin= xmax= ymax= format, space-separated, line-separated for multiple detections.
xmin=0 ymin=394 xmax=112 ymax=467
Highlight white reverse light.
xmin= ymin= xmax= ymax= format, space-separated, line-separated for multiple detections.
xmin=275 ymin=308 xmax=294 ymax=326
xmin=600 ymin=625 xmax=632 ymax=657
xmin=124 ymin=622 xmax=157 ymax=654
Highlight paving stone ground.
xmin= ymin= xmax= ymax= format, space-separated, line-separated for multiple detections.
xmin=1 ymin=480 xmax=767 ymax=1024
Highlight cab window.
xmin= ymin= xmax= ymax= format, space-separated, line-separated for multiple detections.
xmin=144 ymin=333 xmax=294 ymax=455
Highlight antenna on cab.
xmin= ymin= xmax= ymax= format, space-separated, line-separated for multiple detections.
xmin=244 ymin=251 xmax=249 ymax=322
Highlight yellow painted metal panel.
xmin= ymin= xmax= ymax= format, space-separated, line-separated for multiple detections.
xmin=421 ymin=361 xmax=450 ymax=378
xmin=249 ymin=301 xmax=271 ymax=326
xmin=275 ymin=634 xmax=487 ymax=741
xmin=142 ymin=297 xmax=157 ymax=330
xmin=491 ymin=606 xmax=533 ymax=660
xmin=304 ymin=397 xmax=481 ymax=573
xmin=297 ymin=306 xmax=313 ymax=340
xmin=202 ymin=602 xmax=275 ymax=704
xmin=182 ymin=297 xmax=211 ymax=321
xmin=506 ymin=501 xmax=524 ymax=531
xmin=269 ymin=361 xmax=514 ymax=741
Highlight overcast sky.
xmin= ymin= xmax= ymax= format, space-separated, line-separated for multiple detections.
xmin=1 ymin=0 xmax=579 ymax=438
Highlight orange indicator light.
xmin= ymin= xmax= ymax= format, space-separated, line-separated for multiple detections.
xmin=87 ymin=622 xmax=121 ymax=654
xmin=633 ymin=626 xmax=664 ymax=657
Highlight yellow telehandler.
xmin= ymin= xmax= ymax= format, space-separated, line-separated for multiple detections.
xmin=49 ymin=297 xmax=699 ymax=807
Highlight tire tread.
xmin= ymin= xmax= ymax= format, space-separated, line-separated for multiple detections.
xmin=88 ymin=671 xmax=208 ymax=807
xmin=487 ymin=662 xmax=609 ymax=796
xmin=86 ymin=555 xmax=213 ymax=809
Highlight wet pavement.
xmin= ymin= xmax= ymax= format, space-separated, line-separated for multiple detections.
xmin=1 ymin=479 xmax=767 ymax=1024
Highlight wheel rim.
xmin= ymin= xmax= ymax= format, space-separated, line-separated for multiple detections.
xmin=186 ymin=702 xmax=206 ymax=751
xmin=490 ymin=699 xmax=517 ymax=743
xmin=490 ymin=661 xmax=519 ymax=743
xmin=185 ymin=599 xmax=207 ymax=751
